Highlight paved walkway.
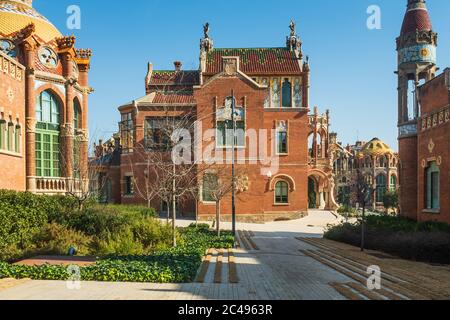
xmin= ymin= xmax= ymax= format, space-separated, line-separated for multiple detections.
xmin=0 ymin=211 xmax=358 ymax=300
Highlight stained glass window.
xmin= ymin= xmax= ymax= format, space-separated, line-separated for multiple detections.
xmin=294 ymin=79 xmax=302 ymax=108
xmin=271 ymin=78 xmax=280 ymax=108
xmin=282 ymin=79 xmax=292 ymax=108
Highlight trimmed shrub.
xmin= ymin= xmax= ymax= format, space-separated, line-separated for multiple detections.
xmin=324 ymin=216 xmax=450 ymax=264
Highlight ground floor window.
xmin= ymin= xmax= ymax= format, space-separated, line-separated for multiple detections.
xmin=390 ymin=175 xmax=397 ymax=191
xmin=35 ymin=126 xmax=60 ymax=177
xmin=426 ymin=162 xmax=440 ymax=210
xmin=376 ymin=174 xmax=386 ymax=203
xmin=124 ymin=176 xmax=134 ymax=196
xmin=202 ymin=173 xmax=217 ymax=202
xmin=275 ymin=181 xmax=289 ymax=204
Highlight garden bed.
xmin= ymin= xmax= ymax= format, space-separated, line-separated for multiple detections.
xmin=324 ymin=215 xmax=450 ymax=264
xmin=0 ymin=190 xmax=234 ymax=283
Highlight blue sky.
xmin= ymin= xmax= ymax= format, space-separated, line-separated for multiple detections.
xmin=35 ymin=0 xmax=450 ymax=150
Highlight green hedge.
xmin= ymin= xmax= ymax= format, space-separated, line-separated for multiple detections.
xmin=324 ymin=216 xmax=450 ymax=264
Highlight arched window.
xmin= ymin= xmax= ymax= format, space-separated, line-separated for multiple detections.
xmin=35 ymin=90 xmax=61 ymax=177
xmin=74 ymin=99 xmax=81 ymax=131
xmin=390 ymin=175 xmax=397 ymax=191
xmin=376 ymin=174 xmax=386 ymax=203
xmin=282 ymin=78 xmax=292 ymax=108
xmin=0 ymin=120 xmax=5 ymax=150
xmin=7 ymin=123 xmax=13 ymax=151
xmin=275 ymin=181 xmax=289 ymax=204
xmin=36 ymin=90 xmax=60 ymax=125
xmin=379 ymin=156 xmax=386 ymax=168
xmin=365 ymin=157 xmax=371 ymax=168
xmin=425 ymin=162 xmax=440 ymax=210
xmin=14 ymin=125 xmax=20 ymax=153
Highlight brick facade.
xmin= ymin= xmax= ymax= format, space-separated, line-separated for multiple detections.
xmin=0 ymin=1 xmax=92 ymax=195
xmin=0 ymin=51 xmax=26 ymax=191
xmin=396 ymin=0 xmax=450 ymax=224
xmin=98 ymin=23 xmax=337 ymax=222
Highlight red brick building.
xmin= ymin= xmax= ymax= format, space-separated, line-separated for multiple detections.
xmin=0 ymin=0 xmax=92 ymax=194
xmin=102 ymin=22 xmax=338 ymax=222
xmin=397 ymin=0 xmax=449 ymax=224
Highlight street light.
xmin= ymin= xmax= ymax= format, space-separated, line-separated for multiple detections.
xmin=225 ymin=90 xmax=238 ymax=247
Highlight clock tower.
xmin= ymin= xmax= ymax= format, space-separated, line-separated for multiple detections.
xmin=396 ymin=0 xmax=437 ymax=219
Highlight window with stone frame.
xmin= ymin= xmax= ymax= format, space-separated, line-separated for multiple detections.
xmin=216 ymin=105 xmax=245 ymax=148
xmin=35 ymin=90 xmax=61 ymax=178
xmin=14 ymin=125 xmax=20 ymax=153
xmin=276 ymin=121 xmax=288 ymax=154
xmin=275 ymin=180 xmax=289 ymax=204
xmin=216 ymin=120 xmax=245 ymax=148
xmin=6 ymin=123 xmax=13 ymax=152
xmin=425 ymin=162 xmax=440 ymax=210
xmin=0 ymin=120 xmax=5 ymax=150
xmin=144 ymin=117 xmax=184 ymax=151
xmin=124 ymin=175 xmax=134 ymax=196
xmin=376 ymin=174 xmax=387 ymax=203
xmin=390 ymin=175 xmax=397 ymax=191
xmin=120 ymin=112 xmax=133 ymax=153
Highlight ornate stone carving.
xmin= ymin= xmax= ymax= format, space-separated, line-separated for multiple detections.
xmin=78 ymin=129 xmax=89 ymax=142
xmin=428 ymin=139 xmax=435 ymax=154
xmin=60 ymin=123 xmax=74 ymax=137
xmin=25 ymin=117 xmax=36 ymax=132
xmin=223 ymin=57 xmax=238 ymax=76
xmin=6 ymin=86 xmax=14 ymax=103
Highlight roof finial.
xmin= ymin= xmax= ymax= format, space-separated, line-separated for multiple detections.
xmin=200 ymin=22 xmax=213 ymax=53
xmin=289 ymin=20 xmax=296 ymax=37
xmin=203 ymin=22 xmax=210 ymax=39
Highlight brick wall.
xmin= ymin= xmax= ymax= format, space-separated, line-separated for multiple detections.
xmin=0 ymin=52 xmax=26 ymax=191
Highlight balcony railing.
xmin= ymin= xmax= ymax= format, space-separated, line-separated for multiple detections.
xmin=34 ymin=177 xmax=86 ymax=195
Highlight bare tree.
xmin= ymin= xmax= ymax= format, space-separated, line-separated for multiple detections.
xmin=350 ymin=169 xmax=374 ymax=252
xmin=202 ymin=166 xmax=248 ymax=236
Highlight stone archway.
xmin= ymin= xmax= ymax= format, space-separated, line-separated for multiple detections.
xmin=308 ymin=169 xmax=338 ymax=211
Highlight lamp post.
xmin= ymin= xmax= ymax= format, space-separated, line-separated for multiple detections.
xmin=225 ymin=90 xmax=237 ymax=247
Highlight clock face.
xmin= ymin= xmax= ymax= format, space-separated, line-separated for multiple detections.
xmin=38 ymin=46 xmax=59 ymax=68
xmin=0 ymin=39 xmax=17 ymax=58
xmin=399 ymin=44 xmax=436 ymax=65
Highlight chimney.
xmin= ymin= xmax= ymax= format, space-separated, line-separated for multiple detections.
xmin=174 ymin=61 xmax=182 ymax=71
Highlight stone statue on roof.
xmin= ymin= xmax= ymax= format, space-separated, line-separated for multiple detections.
xmin=289 ymin=20 xmax=296 ymax=37
xmin=204 ymin=22 xmax=210 ymax=39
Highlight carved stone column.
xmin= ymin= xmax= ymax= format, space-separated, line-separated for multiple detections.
xmin=75 ymin=49 xmax=92 ymax=181
xmin=61 ymin=52 xmax=75 ymax=178
xmin=23 ymin=42 xmax=37 ymax=192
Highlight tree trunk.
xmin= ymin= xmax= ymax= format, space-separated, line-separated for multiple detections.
xmin=166 ymin=201 xmax=170 ymax=225
xmin=172 ymin=194 xmax=177 ymax=247
xmin=216 ymin=201 xmax=221 ymax=237
xmin=195 ymin=200 xmax=199 ymax=226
